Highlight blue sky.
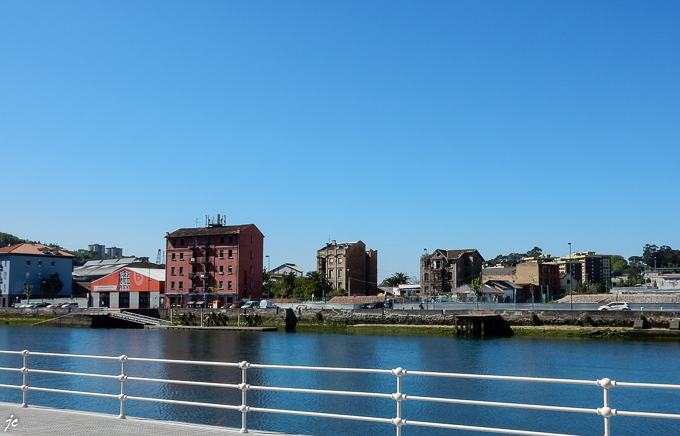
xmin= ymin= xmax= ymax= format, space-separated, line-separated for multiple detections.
xmin=1 ymin=1 xmax=679 ymax=281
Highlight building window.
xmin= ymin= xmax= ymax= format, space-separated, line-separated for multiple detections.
xmin=119 ymin=271 xmax=130 ymax=290
xmin=171 ymin=267 xmax=176 ymax=276
xmin=26 ymin=260 xmax=30 ymax=266
xmin=38 ymin=272 xmax=42 ymax=279
xmin=179 ymin=253 xmax=184 ymax=261
xmin=250 ymin=251 xmax=253 ymax=259
xmin=338 ymin=269 xmax=342 ymax=278
xmin=26 ymin=272 xmax=31 ymax=278
xmin=338 ymin=258 xmax=342 ymax=264
xmin=219 ymin=281 xmax=223 ymax=289
xmin=219 ymin=265 xmax=224 ymax=274
xmin=425 ymin=273 xmax=429 ymax=281
xmin=179 ymin=267 xmax=184 ymax=275
xmin=172 ymin=253 xmax=176 ymax=261
xmin=180 ymin=238 xmax=184 ymax=246
xmin=228 ymin=266 xmax=233 ymax=275
xmin=38 ymin=260 xmax=42 ymax=267
xmin=250 ymin=266 xmax=253 ymax=274
xmin=228 ymin=250 xmax=233 ymax=259
xmin=228 ymin=281 xmax=232 ymax=290
xmin=51 ymin=261 xmax=55 ymax=267
xmin=179 ymin=282 xmax=184 ymax=290
xmin=220 ymin=236 xmax=224 ymax=244
xmin=171 ymin=281 xmax=175 ymax=290
xmin=219 ymin=250 xmax=224 ymax=259
xmin=329 ymin=270 xmax=333 ymax=278
xmin=228 ymin=235 xmax=233 ymax=244
xmin=172 ymin=239 xmax=176 ymax=246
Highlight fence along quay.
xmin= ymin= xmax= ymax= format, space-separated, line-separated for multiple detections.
xmin=0 ymin=350 xmax=679 ymax=436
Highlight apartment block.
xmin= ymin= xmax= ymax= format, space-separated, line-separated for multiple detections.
xmin=317 ymin=240 xmax=378 ymax=295
xmin=554 ymin=252 xmax=612 ymax=290
xmin=420 ymin=249 xmax=484 ymax=296
xmin=165 ymin=222 xmax=264 ymax=308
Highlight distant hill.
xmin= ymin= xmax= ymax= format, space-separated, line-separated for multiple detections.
xmin=0 ymin=232 xmax=34 ymax=247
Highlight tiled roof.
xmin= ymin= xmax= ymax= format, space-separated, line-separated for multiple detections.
xmin=166 ymin=224 xmax=255 ymax=238
xmin=431 ymin=249 xmax=482 ymax=261
xmin=0 ymin=243 xmax=74 ymax=257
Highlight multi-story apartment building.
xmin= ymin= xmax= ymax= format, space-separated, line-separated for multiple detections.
xmin=0 ymin=243 xmax=74 ymax=307
xmin=516 ymin=260 xmax=561 ymax=302
xmin=105 ymin=247 xmax=123 ymax=258
xmin=554 ymin=252 xmax=612 ymax=291
xmin=317 ymin=240 xmax=378 ymax=295
xmin=165 ymin=222 xmax=264 ymax=308
xmin=88 ymin=244 xmax=106 ymax=259
xmin=420 ymin=249 xmax=484 ymax=296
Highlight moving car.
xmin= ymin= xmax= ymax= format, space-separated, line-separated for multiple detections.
xmin=365 ymin=301 xmax=385 ymax=309
xmin=598 ymin=302 xmax=631 ymax=311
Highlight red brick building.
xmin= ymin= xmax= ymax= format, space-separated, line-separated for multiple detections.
xmin=164 ymin=223 xmax=264 ymax=308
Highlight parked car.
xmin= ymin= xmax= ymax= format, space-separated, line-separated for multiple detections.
xmin=19 ymin=303 xmax=37 ymax=308
xmin=598 ymin=302 xmax=631 ymax=311
xmin=62 ymin=302 xmax=79 ymax=308
xmin=258 ymin=300 xmax=279 ymax=309
xmin=241 ymin=301 xmax=259 ymax=309
xmin=229 ymin=301 xmax=246 ymax=309
xmin=34 ymin=302 xmax=50 ymax=308
xmin=366 ymin=301 xmax=385 ymax=309
xmin=48 ymin=303 xmax=65 ymax=308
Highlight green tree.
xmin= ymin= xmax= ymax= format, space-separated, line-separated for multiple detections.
xmin=611 ymin=255 xmax=628 ymax=276
xmin=471 ymin=278 xmax=481 ymax=309
xmin=23 ymin=283 xmax=33 ymax=303
xmin=380 ymin=272 xmax=411 ymax=287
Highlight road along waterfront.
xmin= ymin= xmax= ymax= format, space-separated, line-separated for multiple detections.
xmin=1 ymin=326 xmax=680 ymax=435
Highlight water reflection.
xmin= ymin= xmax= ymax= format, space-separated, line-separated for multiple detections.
xmin=0 ymin=326 xmax=679 ymax=435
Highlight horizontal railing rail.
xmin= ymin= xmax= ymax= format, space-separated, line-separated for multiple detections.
xmin=0 ymin=349 xmax=679 ymax=436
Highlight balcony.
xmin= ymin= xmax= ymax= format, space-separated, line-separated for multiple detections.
xmin=200 ymin=273 xmax=210 ymax=279
xmin=188 ymin=273 xmax=197 ymax=280
xmin=190 ymin=258 xmax=198 ymax=264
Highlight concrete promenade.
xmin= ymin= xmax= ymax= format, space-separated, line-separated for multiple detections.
xmin=0 ymin=402 xmax=308 ymax=436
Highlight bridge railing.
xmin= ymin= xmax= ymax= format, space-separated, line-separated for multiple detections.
xmin=0 ymin=349 xmax=679 ymax=436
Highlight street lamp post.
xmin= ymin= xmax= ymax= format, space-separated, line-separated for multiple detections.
xmin=568 ymin=242 xmax=572 ymax=311
xmin=265 ymin=255 xmax=270 ymax=299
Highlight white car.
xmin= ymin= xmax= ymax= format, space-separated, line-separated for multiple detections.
xmin=598 ymin=302 xmax=631 ymax=311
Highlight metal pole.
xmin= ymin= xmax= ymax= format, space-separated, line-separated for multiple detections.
xmin=239 ymin=361 xmax=250 ymax=433
xmin=118 ymin=355 xmax=128 ymax=418
xmin=21 ymin=350 xmax=29 ymax=408
xmin=569 ymin=242 xmax=573 ymax=311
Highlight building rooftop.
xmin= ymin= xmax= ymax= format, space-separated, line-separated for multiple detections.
xmin=166 ymin=224 xmax=257 ymax=238
xmin=0 ymin=243 xmax=73 ymax=257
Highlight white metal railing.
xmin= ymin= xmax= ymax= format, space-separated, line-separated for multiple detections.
xmin=0 ymin=350 xmax=679 ymax=435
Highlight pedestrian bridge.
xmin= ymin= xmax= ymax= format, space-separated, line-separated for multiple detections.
xmin=1 ymin=350 xmax=679 ymax=436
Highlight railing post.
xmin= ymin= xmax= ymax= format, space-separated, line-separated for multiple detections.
xmin=238 ymin=360 xmax=251 ymax=433
xmin=20 ymin=350 xmax=29 ymax=408
xmin=391 ymin=367 xmax=407 ymax=436
xmin=597 ymin=378 xmax=617 ymax=436
xmin=118 ymin=355 xmax=128 ymax=419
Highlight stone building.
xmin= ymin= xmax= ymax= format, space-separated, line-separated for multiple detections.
xmin=420 ymin=249 xmax=484 ymax=296
xmin=317 ymin=240 xmax=378 ymax=295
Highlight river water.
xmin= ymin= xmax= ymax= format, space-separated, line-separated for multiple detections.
xmin=0 ymin=326 xmax=679 ymax=436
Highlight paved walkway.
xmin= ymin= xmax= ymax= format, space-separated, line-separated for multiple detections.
xmin=0 ymin=402 xmax=307 ymax=436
